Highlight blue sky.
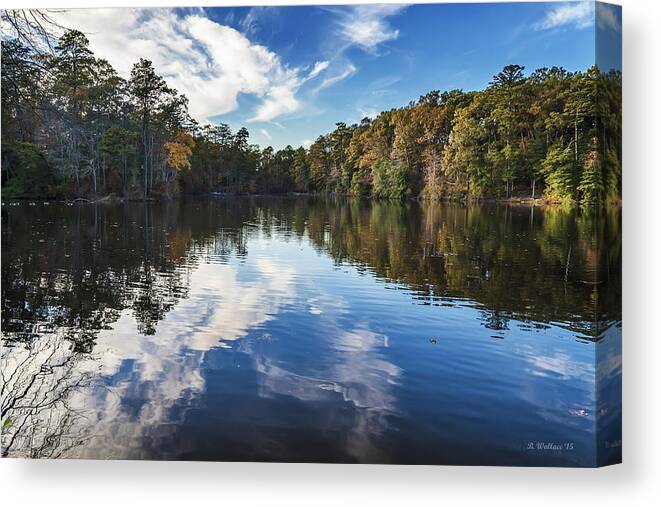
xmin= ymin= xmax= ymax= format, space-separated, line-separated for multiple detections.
xmin=55 ymin=2 xmax=621 ymax=150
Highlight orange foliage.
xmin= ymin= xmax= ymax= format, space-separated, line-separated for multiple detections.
xmin=165 ymin=131 xmax=195 ymax=172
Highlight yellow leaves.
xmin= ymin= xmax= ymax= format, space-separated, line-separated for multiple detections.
xmin=165 ymin=131 xmax=195 ymax=172
xmin=502 ymin=143 xmax=514 ymax=161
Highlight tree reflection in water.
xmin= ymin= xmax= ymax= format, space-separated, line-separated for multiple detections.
xmin=1 ymin=197 xmax=621 ymax=463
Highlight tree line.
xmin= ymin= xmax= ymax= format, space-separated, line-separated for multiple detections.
xmin=2 ymin=29 xmax=621 ymax=206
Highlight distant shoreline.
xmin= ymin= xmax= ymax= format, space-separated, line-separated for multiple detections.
xmin=1 ymin=192 xmax=621 ymax=209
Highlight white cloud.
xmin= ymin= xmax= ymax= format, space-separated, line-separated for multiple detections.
xmin=301 ymin=139 xmax=312 ymax=149
xmin=239 ymin=6 xmax=265 ymax=36
xmin=246 ymin=60 xmax=335 ymax=123
xmin=596 ymin=3 xmax=621 ymax=33
xmin=359 ymin=107 xmax=379 ymax=120
xmin=302 ymin=5 xmax=405 ymax=97
xmin=307 ymin=60 xmax=330 ymax=79
xmin=260 ymin=128 xmax=272 ymax=141
xmin=249 ymin=78 xmax=301 ymax=122
xmin=316 ymin=62 xmax=358 ymax=91
xmin=336 ymin=4 xmax=405 ymax=52
xmin=52 ymin=8 xmax=314 ymax=123
xmin=535 ymin=2 xmax=595 ymax=31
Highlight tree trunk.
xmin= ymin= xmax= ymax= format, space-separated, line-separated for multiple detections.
xmin=123 ymin=156 xmax=127 ymax=195
xmin=574 ymin=112 xmax=579 ymax=163
xmin=143 ymin=130 xmax=148 ymax=200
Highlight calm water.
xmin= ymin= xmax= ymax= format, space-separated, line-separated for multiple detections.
xmin=1 ymin=197 xmax=621 ymax=466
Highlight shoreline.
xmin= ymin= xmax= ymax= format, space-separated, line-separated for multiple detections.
xmin=1 ymin=192 xmax=621 ymax=209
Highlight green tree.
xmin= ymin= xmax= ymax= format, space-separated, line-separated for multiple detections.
xmin=2 ymin=143 xmax=54 ymax=198
xmin=541 ymin=141 xmax=576 ymax=204
xmin=578 ymin=137 xmax=604 ymax=207
xmin=128 ymin=58 xmax=169 ymax=198
xmin=99 ymin=125 xmax=137 ymax=193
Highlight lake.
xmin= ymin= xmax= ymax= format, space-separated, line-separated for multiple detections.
xmin=1 ymin=196 xmax=621 ymax=465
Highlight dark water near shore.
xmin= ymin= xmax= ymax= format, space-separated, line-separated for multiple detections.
xmin=1 ymin=197 xmax=621 ymax=465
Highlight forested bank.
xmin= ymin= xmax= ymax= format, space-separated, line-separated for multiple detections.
xmin=2 ymin=29 xmax=621 ymax=206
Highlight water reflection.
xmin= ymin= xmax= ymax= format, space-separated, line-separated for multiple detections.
xmin=1 ymin=197 xmax=621 ymax=465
